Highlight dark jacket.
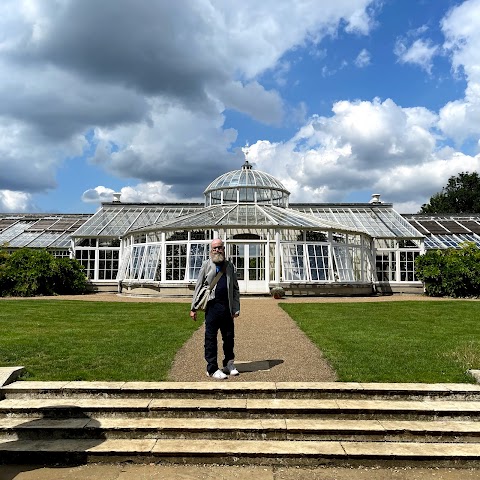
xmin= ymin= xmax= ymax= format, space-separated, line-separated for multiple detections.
xmin=191 ymin=259 xmax=240 ymax=316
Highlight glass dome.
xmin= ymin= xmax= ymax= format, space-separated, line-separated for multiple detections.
xmin=204 ymin=161 xmax=290 ymax=207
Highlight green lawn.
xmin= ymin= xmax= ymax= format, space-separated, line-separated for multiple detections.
xmin=2 ymin=299 xmax=480 ymax=384
xmin=0 ymin=300 xmax=202 ymax=381
xmin=281 ymin=301 xmax=480 ymax=384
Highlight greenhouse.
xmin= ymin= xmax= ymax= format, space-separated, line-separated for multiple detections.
xmin=112 ymin=161 xmax=424 ymax=296
xmin=3 ymin=161 xmax=480 ymax=296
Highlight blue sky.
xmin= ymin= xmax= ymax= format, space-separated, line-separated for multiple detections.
xmin=1 ymin=0 xmax=480 ymax=214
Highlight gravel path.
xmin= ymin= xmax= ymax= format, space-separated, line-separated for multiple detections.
xmin=168 ymin=297 xmax=337 ymax=382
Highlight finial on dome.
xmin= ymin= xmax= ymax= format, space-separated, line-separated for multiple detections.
xmin=242 ymin=142 xmax=252 ymax=170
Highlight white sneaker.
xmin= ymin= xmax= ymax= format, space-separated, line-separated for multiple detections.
xmin=224 ymin=360 xmax=239 ymax=376
xmin=207 ymin=369 xmax=228 ymax=380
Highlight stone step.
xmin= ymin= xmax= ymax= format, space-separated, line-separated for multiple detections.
xmin=1 ymin=417 xmax=480 ymax=443
xmin=2 ymin=397 xmax=480 ymax=420
xmin=2 ymin=381 xmax=480 ymax=467
xmin=1 ymin=438 xmax=480 ymax=466
xmin=3 ymin=381 xmax=480 ymax=401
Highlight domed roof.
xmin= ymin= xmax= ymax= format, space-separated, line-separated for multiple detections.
xmin=204 ymin=161 xmax=288 ymax=193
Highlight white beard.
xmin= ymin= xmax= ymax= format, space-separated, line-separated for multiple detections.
xmin=211 ymin=252 xmax=225 ymax=264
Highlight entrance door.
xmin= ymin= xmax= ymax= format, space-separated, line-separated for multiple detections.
xmin=228 ymin=243 xmax=268 ymax=293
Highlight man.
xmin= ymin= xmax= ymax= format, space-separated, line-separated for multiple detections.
xmin=190 ymin=238 xmax=240 ymax=379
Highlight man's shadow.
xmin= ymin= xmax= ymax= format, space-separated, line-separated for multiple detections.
xmin=0 ymin=405 xmax=105 ymax=480
xmin=235 ymin=359 xmax=284 ymax=373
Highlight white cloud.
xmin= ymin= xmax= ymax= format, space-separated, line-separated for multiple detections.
xmin=394 ymin=38 xmax=439 ymax=73
xmin=243 ymin=98 xmax=480 ymax=212
xmin=372 ymin=150 xmax=480 ymax=209
xmin=82 ymin=182 xmax=194 ymax=204
xmin=439 ymin=0 xmax=480 ymax=144
xmin=81 ymin=186 xmax=116 ymax=204
xmin=0 ymin=190 xmax=35 ymax=212
xmin=354 ymin=49 xmax=371 ymax=68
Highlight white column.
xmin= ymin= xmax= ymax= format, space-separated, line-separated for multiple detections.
xmin=94 ymin=239 xmax=99 ymax=281
xmin=328 ymin=231 xmax=335 ymax=281
xmin=161 ymin=232 xmax=166 ymax=282
xmin=275 ymin=230 xmax=281 ymax=283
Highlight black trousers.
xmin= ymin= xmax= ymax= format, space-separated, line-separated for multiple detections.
xmin=204 ymin=301 xmax=235 ymax=375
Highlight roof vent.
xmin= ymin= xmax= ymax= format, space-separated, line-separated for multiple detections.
xmin=369 ymin=193 xmax=382 ymax=204
xmin=242 ymin=160 xmax=252 ymax=170
xmin=112 ymin=192 xmax=121 ymax=203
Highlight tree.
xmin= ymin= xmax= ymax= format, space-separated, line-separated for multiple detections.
xmin=419 ymin=172 xmax=480 ymax=214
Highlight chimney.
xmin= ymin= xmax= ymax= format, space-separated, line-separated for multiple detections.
xmin=369 ymin=193 xmax=381 ymax=204
xmin=112 ymin=192 xmax=121 ymax=203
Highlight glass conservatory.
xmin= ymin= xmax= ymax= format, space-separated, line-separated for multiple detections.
xmin=5 ymin=170 xmax=480 ymax=295
xmin=113 ymin=161 xmax=424 ymax=296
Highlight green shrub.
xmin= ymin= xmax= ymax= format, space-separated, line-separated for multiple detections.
xmin=0 ymin=248 xmax=89 ymax=297
xmin=52 ymin=256 xmax=89 ymax=295
xmin=415 ymin=242 xmax=480 ymax=297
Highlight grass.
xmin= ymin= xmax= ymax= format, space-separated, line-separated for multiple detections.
xmin=2 ymin=299 xmax=480 ymax=384
xmin=0 ymin=300 xmax=203 ymax=381
xmin=280 ymin=301 xmax=480 ymax=384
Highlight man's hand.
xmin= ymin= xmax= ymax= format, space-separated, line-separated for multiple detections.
xmin=232 ymin=312 xmax=239 ymax=319
xmin=190 ymin=310 xmax=197 ymax=321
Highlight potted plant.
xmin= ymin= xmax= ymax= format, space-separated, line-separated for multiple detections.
xmin=270 ymin=286 xmax=285 ymax=299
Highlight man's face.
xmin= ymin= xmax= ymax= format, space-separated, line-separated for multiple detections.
xmin=210 ymin=241 xmax=225 ymax=264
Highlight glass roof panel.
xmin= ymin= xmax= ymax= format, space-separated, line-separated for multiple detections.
xmin=460 ymin=220 xmax=480 ymax=234
xmin=51 ymin=232 xmax=72 ymax=248
xmin=301 ymin=206 xmax=422 ymax=238
xmin=127 ymin=204 xmax=368 ymax=234
xmin=219 ymin=205 xmax=273 ymax=226
xmin=47 ymin=217 xmax=87 ymax=231
xmin=27 ymin=232 xmax=64 ymax=247
xmin=73 ymin=208 xmax=121 ymax=236
xmin=274 ymin=206 xmax=367 ymax=232
xmin=69 ymin=218 xmax=89 ymax=231
xmin=416 ymin=220 xmax=449 ymax=234
xmin=0 ymin=218 xmax=19 ymax=232
xmin=129 ymin=208 xmax=164 ymax=230
xmin=373 ymin=210 xmax=422 ymax=237
xmin=408 ymin=220 xmax=430 ymax=235
xmin=132 ymin=205 xmax=235 ymax=231
xmin=438 ymin=221 xmax=471 ymax=234
xmin=435 ymin=234 xmax=461 ymax=248
xmin=264 ymin=207 xmax=317 ymax=227
xmin=100 ymin=208 xmax=146 ymax=236
xmin=424 ymin=236 xmax=445 ymax=249
xmin=452 ymin=233 xmax=480 ymax=247
xmin=7 ymin=231 xmax=43 ymax=247
xmin=0 ymin=221 xmax=36 ymax=243
xmin=26 ymin=218 xmax=61 ymax=231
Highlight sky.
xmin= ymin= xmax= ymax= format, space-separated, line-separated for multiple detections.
xmin=1 ymin=0 xmax=480 ymax=214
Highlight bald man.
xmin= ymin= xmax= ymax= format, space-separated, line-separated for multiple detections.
xmin=190 ymin=239 xmax=240 ymax=379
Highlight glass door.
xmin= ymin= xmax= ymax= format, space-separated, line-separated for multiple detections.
xmin=228 ymin=243 xmax=268 ymax=293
